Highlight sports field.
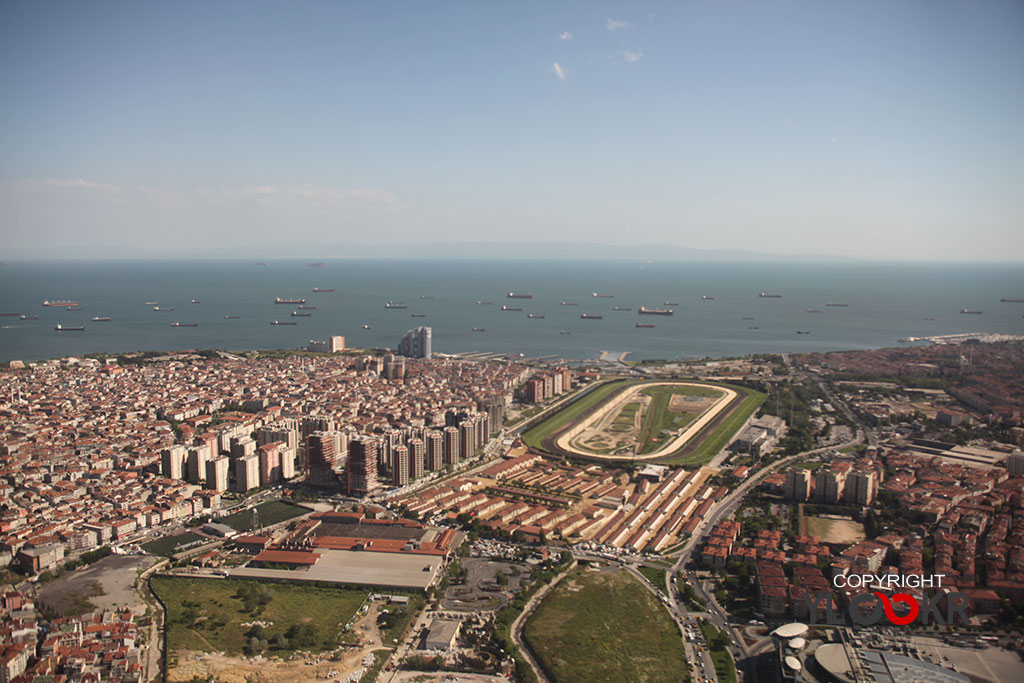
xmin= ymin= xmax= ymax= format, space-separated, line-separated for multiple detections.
xmin=522 ymin=567 xmax=687 ymax=683
xmin=217 ymin=500 xmax=311 ymax=532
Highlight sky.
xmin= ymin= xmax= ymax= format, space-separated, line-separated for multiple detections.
xmin=1 ymin=1 xmax=1022 ymax=261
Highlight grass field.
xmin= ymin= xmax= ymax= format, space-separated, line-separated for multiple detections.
xmin=523 ymin=568 xmax=687 ymax=683
xmin=666 ymin=386 xmax=767 ymax=466
xmin=142 ymin=532 xmax=206 ymax=557
xmin=637 ymin=565 xmax=666 ymax=591
xmin=521 ymin=380 xmax=640 ymax=451
xmin=218 ymin=500 xmax=311 ymax=532
xmin=151 ymin=576 xmax=367 ymax=655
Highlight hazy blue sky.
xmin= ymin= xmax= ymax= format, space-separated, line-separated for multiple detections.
xmin=1 ymin=1 xmax=1022 ymax=260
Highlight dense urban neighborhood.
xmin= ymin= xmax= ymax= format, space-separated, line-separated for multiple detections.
xmin=2 ymin=340 xmax=1024 ymax=682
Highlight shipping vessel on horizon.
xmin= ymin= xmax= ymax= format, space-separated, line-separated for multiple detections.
xmin=153 ymin=306 xmax=175 ymax=312
xmin=960 ymin=309 xmax=983 ymax=315
xmin=312 ymin=288 xmax=335 ymax=293
xmin=1001 ymin=297 xmax=1024 ymax=303
xmin=592 ymin=292 xmax=614 ymax=298
xmin=759 ymin=291 xmax=783 ymax=298
xmin=171 ymin=322 xmax=199 ymax=327
xmin=385 ymin=301 xmax=408 ymax=309
xmin=270 ymin=320 xmax=297 ymax=325
xmin=55 ymin=323 xmax=84 ymax=331
xmin=275 ymin=296 xmax=307 ymax=304
xmin=581 ymin=313 xmax=603 ymax=319
xmin=639 ymin=306 xmax=674 ymax=315
xmin=91 ymin=316 xmax=111 ymax=322
xmin=826 ymin=302 xmax=849 ymax=307
xmin=507 ymin=292 xmax=534 ymax=299
xmin=636 ymin=323 xmax=655 ymax=328
xmin=502 ymin=305 xmax=522 ymax=311
xmin=43 ymin=299 xmax=78 ymax=307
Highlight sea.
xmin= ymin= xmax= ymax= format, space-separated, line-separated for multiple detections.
xmin=1 ymin=259 xmax=1022 ymax=364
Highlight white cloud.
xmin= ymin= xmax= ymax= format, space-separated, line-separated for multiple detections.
xmin=606 ymin=18 xmax=631 ymax=31
xmin=624 ymin=50 xmax=643 ymax=63
xmin=551 ymin=62 xmax=568 ymax=80
xmin=559 ymin=30 xmax=572 ymax=41
xmin=45 ymin=178 xmax=122 ymax=193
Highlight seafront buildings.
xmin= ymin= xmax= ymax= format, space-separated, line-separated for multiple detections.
xmin=398 ymin=325 xmax=432 ymax=359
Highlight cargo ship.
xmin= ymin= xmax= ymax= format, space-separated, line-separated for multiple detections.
xmin=502 ymin=305 xmax=522 ymax=311
xmin=91 ymin=316 xmax=112 ymax=322
xmin=507 ymin=292 xmax=534 ymax=299
xmin=796 ymin=330 xmax=810 ymax=334
xmin=826 ymin=303 xmax=849 ymax=307
xmin=420 ymin=295 xmax=435 ymax=300
xmin=580 ymin=313 xmax=603 ymax=320
xmin=612 ymin=307 xmax=632 ymax=311
xmin=291 ymin=311 xmax=312 ymax=317
xmin=759 ymin=291 xmax=783 ymax=298
xmin=362 ymin=324 xmax=371 ymax=329
xmin=313 ymin=288 xmax=335 ymax=293
xmin=411 ymin=313 xmax=427 ymax=318
xmin=635 ymin=323 xmax=655 ymax=328
xmin=592 ymin=293 xmax=614 ymax=298
xmin=43 ymin=299 xmax=78 ymax=307
xmin=472 ymin=327 xmax=485 ymax=332
xmin=560 ymin=330 xmax=572 ymax=335
xmin=560 ymin=301 xmax=578 ymax=306
xmin=665 ymin=301 xmax=680 ymax=306
xmin=385 ymin=301 xmax=408 ymax=309
xmin=806 ymin=309 xmax=823 ymax=313
xmin=0 ymin=312 xmax=19 ymax=317
xmin=145 ymin=301 xmax=158 ymax=306
xmin=191 ymin=299 xmax=200 ymax=304
xmin=475 ymin=300 xmax=492 ymax=305
xmin=270 ymin=320 xmax=297 ymax=325
xmin=309 ymin=262 xmax=327 ymax=267
xmin=171 ymin=322 xmax=199 ymax=327
xmin=639 ymin=306 xmax=673 ymax=315
xmin=749 ymin=326 xmax=759 ymax=330
xmin=298 ymin=304 xmax=316 ymax=310
xmin=527 ymin=314 xmax=546 ymax=319
xmin=1000 ymin=298 xmax=1024 ymax=303
xmin=701 ymin=295 xmax=715 ymax=300
xmin=153 ymin=306 xmax=175 ymax=312
xmin=742 ymin=316 xmax=754 ymax=320
xmin=275 ymin=296 xmax=307 ymax=304
xmin=960 ymin=309 xmax=983 ymax=315
xmin=55 ymin=323 xmax=85 ymax=331
xmin=224 ymin=315 xmax=240 ymax=319
xmin=19 ymin=314 xmax=39 ymax=320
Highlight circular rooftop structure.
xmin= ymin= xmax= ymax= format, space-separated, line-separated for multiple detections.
xmin=813 ymin=643 xmax=854 ymax=683
xmin=788 ymin=636 xmax=807 ymax=651
xmin=771 ymin=622 xmax=809 ymax=640
xmin=784 ymin=655 xmax=803 ymax=672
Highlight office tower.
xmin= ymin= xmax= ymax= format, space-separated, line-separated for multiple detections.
xmin=234 ymin=453 xmax=259 ymax=493
xmin=347 ymin=438 xmax=379 ymax=496
xmin=205 ymin=456 xmax=229 ymax=492
xmin=398 ymin=326 xmax=432 ymax=359
xmin=161 ymin=445 xmax=186 ymax=479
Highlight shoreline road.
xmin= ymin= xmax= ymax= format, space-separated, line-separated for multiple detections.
xmin=554 ymin=382 xmax=737 ymax=460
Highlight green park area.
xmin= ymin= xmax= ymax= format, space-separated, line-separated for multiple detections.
xmin=523 ymin=568 xmax=687 ymax=683
xmin=151 ymin=576 xmax=368 ymax=656
xmin=217 ymin=500 xmax=311 ymax=532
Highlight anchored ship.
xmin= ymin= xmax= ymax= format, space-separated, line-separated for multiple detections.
xmin=298 ymin=304 xmax=316 ymax=310
xmin=411 ymin=313 xmax=427 ymax=318
xmin=1000 ymin=298 xmax=1024 ymax=303
xmin=635 ymin=323 xmax=655 ymax=328
xmin=592 ymin=292 xmax=614 ymax=298
xmin=153 ymin=306 xmax=175 ymax=312
xmin=639 ymin=306 xmax=673 ymax=315
xmin=580 ymin=313 xmax=603 ymax=319
xmin=292 ymin=311 xmax=312 ymax=317
xmin=527 ymin=314 xmax=546 ymax=319
xmin=171 ymin=322 xmax=199 ymax=327
xmin=502 ymin=305 xmax=522 ymax=311
xmin=55 ymin=323 xmax=85 ymax=331
xmin=43 ymin=299 xmax=78 ymax=307
xmin=806 ymin=309 xmax=824 ymax=313
xmin=276 ymin=296 xmax=307 ymax=304
xmin=475 ymin=300 xmax=492 ymax=305
xmin=960 ymin=309 xmax=983 ymax=315
xmin=385 ymin=301 xmax=408 ymax=309
xmin=91 ymin=316 xmax=112 ymax=322
xmin=612 ymin=307 xmax=632 ymax=311
xmin=270 ymin=320 xmax=297 ymax=325
xmin=701 ymin=295 xmax=715 ymax=300
xmin=507 ymin=292 xmax=534 ymax=299
xmin=224 ymin=315 xmax=240 ymax=319
xmin=312 ymin=288 xmax=335 ymax=293
xmin=759 ymin=291 xmax=783 ymax=298
xmin=826 ymin=303 xmax=849 ymax=307
xmin=20 ymin=314 xmax=39 ymax=320
xmin=560 ymin=301 xmax=578 ymax=306
xmin=664 ymin=301 xmax=679 ymax=306
xmin=472 ymin=327 xmax=485 ymax=332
